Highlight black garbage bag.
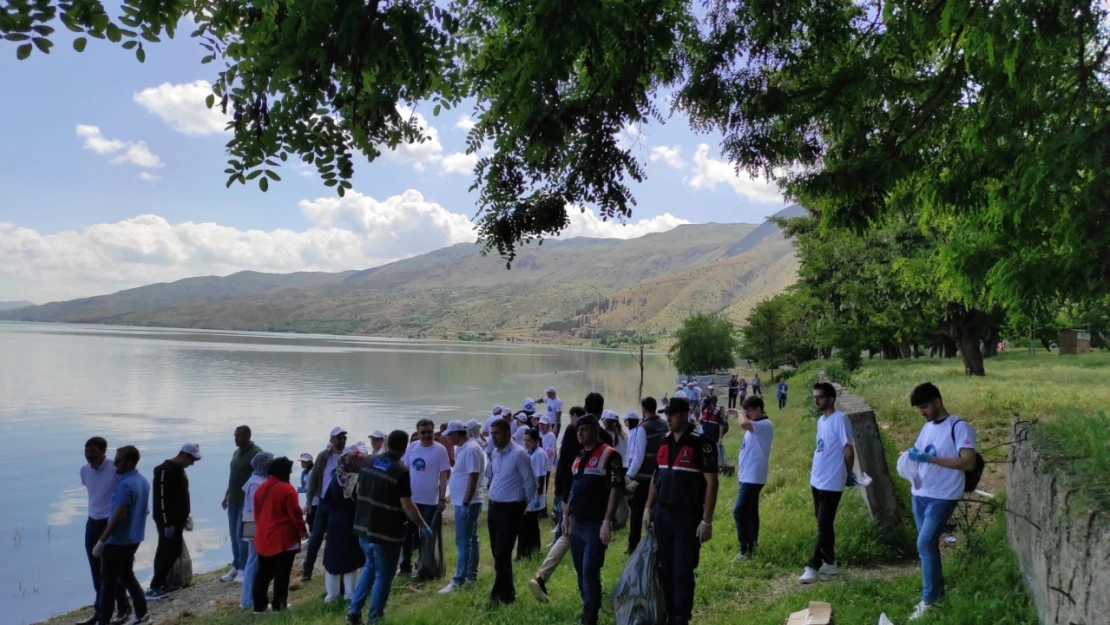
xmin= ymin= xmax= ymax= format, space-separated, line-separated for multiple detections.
xmin=612 ymin=528 xmax=665 ymax=625
xmin=416 ymin=511 xmax=445 ymax=580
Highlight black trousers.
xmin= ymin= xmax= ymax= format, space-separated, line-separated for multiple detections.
xmin=487 ymin=500 xmax=526 ymax=603
xmin=727 ymin=392 xmax=738 ymax=409
xmin=808 ymin=487 xmax=843 ymax=569
xmin=150 ymin=523 xmax=185 ymax=590
xmin=626 ymin=477 xmax=651 ymax=551
xmin=302 ymin=500 xmax=330 ymax=574
xmin=254 ymin=551 xmax=296 ymax=612
xmin=752 ymin=385 xmax=762 ymax=397
xmin=653 ymin=505 xmax=701 ymax=625
xmin=85 ymin=518 xmax=129 ymax=618
xmin=98 ymin=543 xmax=146 ymax=625
xmin=778 ymin=394 xmax=787 ymax=410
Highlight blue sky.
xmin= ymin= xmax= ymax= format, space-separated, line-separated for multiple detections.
xmin=0 ymin=29 xmax=786 ymax=303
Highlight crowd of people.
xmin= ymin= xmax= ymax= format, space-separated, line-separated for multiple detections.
xmin=75 ymin=379 xmax=977 ymax=625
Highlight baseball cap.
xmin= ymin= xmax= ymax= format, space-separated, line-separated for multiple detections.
xmin=708 ymin=384 xmax=714 ymax=390
xmin=666 ymin=397 xmax=691 ymax=415
xmin=575 ymin=414 xmax=600 ymax=428
xmin=492 ymin=404 xmax=503 ymax=415
xmin=522 ymin=398 xmax=536 ymax=413
xmin=600 ymin=410 xmax=619 ymax=422
xmin=298 ymin=453 xmax=313 ymax=462
xmin=444 ymin=420 xmax=467 ymax=434
xmin=545 ymin=387 xmax=556 ymax=394
xmin=330 ymin=426 xmax=348 ymax=438
xmin=623 ymin=410 xmax=640 ymax=422
xmin=180 ymin=443 xmax=202 ymax=460
xmin=539 ymin=415 xmax=554 ymax=425
xmin=466 ymin=419 xmax=480 ymax=429
xmin=515 ymin=412 xmax=530 ymax=422
xmin=674 ymin=390 xmax=688 ymax=400
xmin=369 ymin=430 xmax=385 ymax=439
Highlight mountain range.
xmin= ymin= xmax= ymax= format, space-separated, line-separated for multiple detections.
xmin=0 ymin=300 xmax=35 ymax=311
xmin=0 ymin=205 xmax=804 ymax=338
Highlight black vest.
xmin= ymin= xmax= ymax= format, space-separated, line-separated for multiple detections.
xmin=635 ymin=418 xmax=669 ymax=479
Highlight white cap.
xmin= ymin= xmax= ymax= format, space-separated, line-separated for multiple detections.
xmin=466 ymin=419 xmax=481 ymax=430
xmin=600 ymin=410 xmax=619 ymax=422
xmin=330 ymin=426 xmax=348 ymax=438
xmin=539 ymin=415 xmax=554 ymax=425
xmin=707 ymin=384 xmax=714 ymax=390
xmin=515 ymin=412 xmax=530 ymax=422
xmin=545 ymin=387 xmax=557 ymax=394
xmin=492 ymin=404 xmax=503 ymax=415
xmin=522 ymin=398 xmax=536 ymax=413
xmin=674 ymin=390 xmax=689 ymax=399
xmin=623 ymin=410 xmax=640 ymax=422
xmin=298 ymin=453 xmax=313 ymax=462
xmin=369 ymin=430 xmax=385 ymax=439
xmin=444 ymin=420 xmax=468 ymax=434
xmin=180 ymin=443 xmax=202 ymax=460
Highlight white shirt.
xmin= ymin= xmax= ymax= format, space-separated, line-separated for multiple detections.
xmin=483 ymin=416 xmax=502 ymax=454
xmin=449 ymin=439 xmax=487 ymax=505
xmin=626 ymin=422 xmax=648 ymax=476
xmin=402 ymin=441 xmax=452 ymax=506
xmin=485 ymin=442 xmax=537 ymax=503
xmin=913 ymin=417 xmax=977 ymax=500
xmin=541 ymin=431 xmax=557 ymax=462
xmin=528 ymin=446 xmax=549 ymax=479
xmin=738 ymin=419 xmax=775 ymax=485
xmin=611 ymin=433 xmax=628 ymax=459
xmin=242 ymin=474 xmax=267 ymax=528
xmin=513 ymin=422 xmax=529 ymax=446
xmin=546 ymin=396 xmax=563 ymax=422
xmin=810 ymin=410 xmax=854 ymax=492
xmin=314 ymin=451 xmax=340 ymax=506
xmin=81 ymin=461 xmax=118 ymax=520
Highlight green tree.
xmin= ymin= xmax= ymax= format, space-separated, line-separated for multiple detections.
xmin=740 ymin=297 xmax=785 ymax=377
xmin=668 ymin=313 xmax=738 ymax=375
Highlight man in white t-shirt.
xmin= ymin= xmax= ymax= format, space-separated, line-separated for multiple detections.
xmin=800 ymin=382 xmax=855 ymax=584
xmin=78 ymin=436 xmax=131 ymax=625
xmin=400 ymin=418 xmax=451 ymax=577
xmin=538 ymin=416 xmax=558 ymax=463
xmin=728 ymin=396 xmax=775 ymax=561
xmin=541 ymin=387 xmax=564 ymax=435
xmin=904 ymin=383 xmax=978 ymax=621
xmin=439 ymin=421 xmax=487 ymax=594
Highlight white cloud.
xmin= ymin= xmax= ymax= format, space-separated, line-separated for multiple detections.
xmin=649 ymin=145 xmax=685 ymax=169
xmin=615 ymin=122 xmax=647 ymax=151
xmin=138 ymin=172 xmax=162 ymax=182
xmin=557 ymin=207 xmax=689 ymax=239
xmin=0 ymin=190 xmax=478 ymax=302
xmin=687 ymin=143 xmax=784 ymax=204
xmin=382 ymin=106 xmax=444 ymax=170
xmin=455 ymin=115 xmax=476 ymax=131
xmin=76 ymin=124 xmax=164 ymax=169
xmin=133 ymin=80 xmax=230 ymax=136
xmin=440 ymin=152 xmax=478 ymax=175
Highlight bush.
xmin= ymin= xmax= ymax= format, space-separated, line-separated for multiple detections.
xmin=785 ymin=359 xmax=852 ymax=389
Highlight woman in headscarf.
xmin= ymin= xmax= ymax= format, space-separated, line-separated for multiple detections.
xmin=601 ymin=410 xmax=628 ymax=458
xmin=322 ymin=446 xmax=367 ymax=602
xmin=252 ymin=457 xmax=307 ymax=614
xmin=240 ymin=451 xmax=273 ymax=609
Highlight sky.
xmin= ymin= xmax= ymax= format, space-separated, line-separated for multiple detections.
xmin=0 ymin=29 xmax=787 ymax=304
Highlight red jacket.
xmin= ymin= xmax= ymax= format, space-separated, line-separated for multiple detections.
xmin=253 ymin=477 xmax=306 ymax=557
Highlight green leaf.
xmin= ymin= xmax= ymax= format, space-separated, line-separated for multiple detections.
xmin=265 ymin=170 xmax=281 ymax=181
xmin=433 ymin=104 xmax=441 ymax=116
xmin=122 ymin=40 xmax=138 ymax=49
xmin=32 ymin=38 xmax=52 ymax=54
xmin=259 ymin=176 xmax=269 ymax=192
xmin=337 ymin=185 xmax=346 ymax=197
xmin=205 ymin=94 xmax=215 ymax=109
xmin=324 ymin=179 xmax=339 ymax=187
xmin=16 ymin=44 xmax=32 ymax=60
xmin=136 ymin=46 xmax=145 ymax=63
xmin=106 ymin=24 xmax=121 ymax=43
xmin=246 ymin=169 xmax=263 ymax=180
xmin=73 ymin=37 xmax=87 ymax=52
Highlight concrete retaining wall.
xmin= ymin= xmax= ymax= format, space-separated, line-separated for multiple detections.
xmin=1007 ymin=421 xmax=1110 ymax=625
xmin=832 ymin=384 xmax=903 ymax=536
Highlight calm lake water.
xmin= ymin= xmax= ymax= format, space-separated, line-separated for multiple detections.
xmin=0 ymin=322 xmax=676 ymax=625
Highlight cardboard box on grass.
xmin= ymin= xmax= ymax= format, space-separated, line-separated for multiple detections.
xmin=782 ymin=601 xmax=833 ymax=625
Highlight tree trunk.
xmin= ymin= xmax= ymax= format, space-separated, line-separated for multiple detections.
xmin=913 ymin=343 xmax=921 ymax=358
xmin=941 ymin=336 xmax=958 ymax=358
xmin=899 ymin=339 xmax=912 ymax=359
xmin=637 ymin=340 xmax=645 ymax=401
xmin=947 ymin=305 xmax=986 ymax=376
xmin=982 ymin=326 xmax=1001 ymax=358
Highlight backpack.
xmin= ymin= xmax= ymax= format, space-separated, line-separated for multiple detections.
xmin=950 ymin=418 xmax=985 ymax=493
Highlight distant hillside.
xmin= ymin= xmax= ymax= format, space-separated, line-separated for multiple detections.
xmin=1 ymin=207 xmax=803 ymax=337
xmin=0 ymin=300 xmax=34 ymax=311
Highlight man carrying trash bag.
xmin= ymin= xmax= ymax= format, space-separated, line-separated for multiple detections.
xmin=642 ymin=397 xmax=719 ymax=625
xmin=562 ymin=414 xmax=625 ymax=625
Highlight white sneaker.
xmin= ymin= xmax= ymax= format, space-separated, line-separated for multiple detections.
xmin=735 ymin=551 xmax=750 ymax=561
xmin=438 ymin=581 xmax=458 ymax=595
xmin=798 ymin=567 xmax=819 ymax=584
xmin=908 ymin=601 xmax=932 ymax=621
xmin=818 ymin=562 xmax=839 ymax=576
xmin=234 ymin=570 xmax=246 ymax=583
xmin=220 ymin=569 xmax=239 ymax=583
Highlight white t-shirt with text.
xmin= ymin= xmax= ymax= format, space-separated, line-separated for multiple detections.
xmin=546 ymin=397 xmax=563 ymax=422
xmin=913 ymin=417 xmax=977 ymax=500
xmin=402 ymin=441 xmax=452 ymax=506
xmin=448 ymin=439 xmax=487 ymax=505
xmin=737 ymin=418 xmax=775 ymax=485
xmin=810 ymin=411 xmax=854 ymax=492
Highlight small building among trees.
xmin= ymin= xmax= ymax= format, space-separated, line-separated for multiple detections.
xmin=1058 ymin=329 xmax=1091 ymax=355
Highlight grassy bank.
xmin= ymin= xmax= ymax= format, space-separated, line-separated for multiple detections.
xmin=51 ymin=352 xmax=1108 ymax=625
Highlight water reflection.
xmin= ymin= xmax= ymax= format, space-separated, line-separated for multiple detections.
xmin=0 ymin=322 xmax=676 ymax=624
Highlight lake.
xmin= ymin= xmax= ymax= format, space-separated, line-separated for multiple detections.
xmin=0 ymin=322 xmax=676 ymax=625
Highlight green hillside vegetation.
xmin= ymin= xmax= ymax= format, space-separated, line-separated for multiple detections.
xmin=2 ymin=210 xmax=800 ymax=339
xmin=0 ymin=300 xmax=34 ymax=311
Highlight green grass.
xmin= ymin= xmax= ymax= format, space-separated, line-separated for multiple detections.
xmin=1038 ymin=409 xmax=1110 ymax=513
xmin=58 ymin=351 xmax=1110 ymax=625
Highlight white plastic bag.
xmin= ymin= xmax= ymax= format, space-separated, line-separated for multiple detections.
xmin=896 ymin=452 xmax=923 ymax=490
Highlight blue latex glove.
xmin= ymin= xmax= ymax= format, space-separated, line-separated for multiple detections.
xmin=846 ymin=472 xmax=859 ymax=487
xmin=908 ymin=448 xmax=935 ymax=464
xmin=421 ymin=526 xmax=434 ymax=541
xmin=164 ymin=525 xmax=175 ymax=539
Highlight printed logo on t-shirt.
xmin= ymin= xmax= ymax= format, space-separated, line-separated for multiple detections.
xmin=412 ymin=458 xmax=427 ymax=472
xmin=373 ymin=457 xmax=390 ymax=471
xmin=816 ymin=438 xmax=825 ymax=454
xmin=924 ymin=444 xmax=937 ymax=455
xmin=963 ymin=439 xmax=972 ymax=446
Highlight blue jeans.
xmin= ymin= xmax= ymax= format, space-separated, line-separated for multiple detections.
xmin=349 ymin=539 xmax=402 ymax=623
xmin=912 ymin=495 xmax=959 ymax=604
xmin=452 ymin=503 xmax=482 ymax=585
xmin=732 ymin=482 xmax=764 ymax=555
xmin=239 ymin=541 xmax=258 ymax=608
xmin=226 ymin=504 xmax=247 ymax=570
xmin=570 ymin=519 xmax=607 ymax=616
